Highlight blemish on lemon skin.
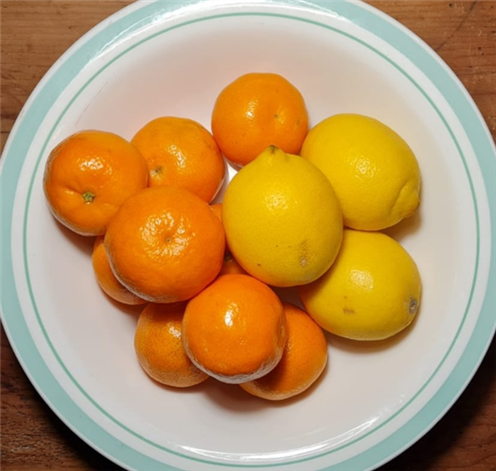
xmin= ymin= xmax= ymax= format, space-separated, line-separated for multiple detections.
xmin=409 ymin=297 xmax=419 ymax=314
xmin=299 ymin=239 xmax=310 ymax=268
xmin=343 ymin=308 xmax=356 ymax=315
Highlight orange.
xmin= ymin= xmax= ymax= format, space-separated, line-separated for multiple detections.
xmin=104 ymin=186 xmax=225 ymax=303
xmin=43 ymin=130 xmax=148 ymax=236
xmin=240 ymin=303 xmax=328 ymax=401
xmin=131 ymin=116 xmax=225 ymax=202
xmin=91 ymin=236 xmax=146 ymax=306
xmin=210 ymin=203 xmax=223 ymax=224
xmin=218 ymin=252 xmax=247 ymax=277
xmin=134 ymin=302 xmax=209 ymax=388
xmin=210 ymin=203 xmax=226 ymax=243
xmin=182 ymin=274 xmax=287 ymax=384
xmin=210 ymin=203 xmax=246 ymax=276
xmin=211 ymin=72 xmax=309 ymax=167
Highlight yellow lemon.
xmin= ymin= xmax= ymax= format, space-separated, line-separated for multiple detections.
xmin=222 ymin=146 xmax=343 ymax=287
xmin=298 ymin=229 xmax=421 ymax=341
xmin=300 ymin=114 xmax=421 ymax=231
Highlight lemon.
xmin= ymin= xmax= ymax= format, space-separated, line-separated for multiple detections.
xmin=222 ymin=146 xmax=343 ymax=287
xmin=298 ymin=229 xmax=421 ymax=341
xmin=300 ymin=113 xmax=421 ymax=231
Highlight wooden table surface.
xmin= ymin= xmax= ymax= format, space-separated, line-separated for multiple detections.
xmin=1 ymin=1 xmax=495 ymax=470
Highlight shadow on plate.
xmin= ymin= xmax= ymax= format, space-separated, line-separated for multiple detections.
xmin=327 ymin=303 xmax=422 ymax=355
xmin=54 ymin=217 xmax=95 ymax=256
xmin=200 ymin=354 xmax=331 ymax=411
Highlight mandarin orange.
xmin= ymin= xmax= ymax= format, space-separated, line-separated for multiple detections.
xmin=91 ymin=236 xmax=146 ymax=306
xmin=218 ymin=252 xmax=247 ymax=277
xmin=211 ymin=73 xmax=309 ymax=166
xmin=210 ymin=203 xmax=246 ymax=276
xmin=104 ymin=186 xmax=225 ymax=303
xmin=131 ymin=117 xmax=225 ymax=202
xmin=240 ymin=303 xmax=328 ymax=401
xmin=135 ymin=302 xmax=209 ymax=388
xmin=43 ymin=130 xmax=148 ymax=236
xmin=182 ymin=274 xmax=286 ymax=384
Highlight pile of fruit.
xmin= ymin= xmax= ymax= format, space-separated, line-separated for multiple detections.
xmin=43 ymin=72 xmax=422 ymax=401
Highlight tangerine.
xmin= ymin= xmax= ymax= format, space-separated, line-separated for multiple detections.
xmin=135 ymin=302 xmax=209 ymax=388
xmin=91 ymin=236 xmax=146 ymax=306
xmin=104 ymin=186 xmax=225 ymax=303
xmin=182 ymin=274 xmax=286 ymax=384
xmin=211 ymin=73 xmax=309 ymax=166
xmin=240 ymin=303 xmax=328 ymax=401
xmin=131 ymin=116 xmax=225 ymax=202
xmin=43 ymin=130 xmax=148 ymax=236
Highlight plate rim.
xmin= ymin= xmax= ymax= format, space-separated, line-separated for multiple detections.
xmin=1 ymin=1 xmax=495 ymax=470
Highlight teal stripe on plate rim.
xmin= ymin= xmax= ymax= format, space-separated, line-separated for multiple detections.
xmin=1 ymin=1 xmax=495 ymax=470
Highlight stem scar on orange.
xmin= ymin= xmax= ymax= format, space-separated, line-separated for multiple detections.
xmin=43 ymin=130 xmax=148 ymax=236
xmin=182 ymin=274 xmax=287 ymax=384
xmin=211 ymin=72 xmax=309 ymax=167
xmin=104 ymin=186 xmax=225 ymax=303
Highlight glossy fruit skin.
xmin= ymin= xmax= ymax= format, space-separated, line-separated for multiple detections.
xmin=43 ymin=130 xmax=148 ymax=236
xmin=132 ymin=116 xmax=225 ymax=203
xmin=298 ymin=230 xmax=422 ymax=341
xmin=104 ymin=186 xmax=225 ymax=303
xmin=211 ymin=73 xmax=309 ymax=167
xmin=222 ymin=146 xmax=343 ymax=287
xmin=182 ymin=274 xmax=287 ymax=384
xmin=240 ymin=303 xmax=328 ymax=401
xmin=301 ymin=113 xmax=421 ymax=231
xmin=134 ymin=302 xmax=209 ymax=388
xmin=91 ymin=236 xmax=146 ymax=305
xmin=210 ymin=203 xmax=247 ymax=276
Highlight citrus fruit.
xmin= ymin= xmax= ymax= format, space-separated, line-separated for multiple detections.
xmin=104 ymin=186 xmax=225 ymax=303
xmin=210 ymin=203 xmax=247 ymax=276
xmin=298 ymin=229 xmax=422 ymax=341
xmin=43 ymin=130 xmax=148 ymax=236
xmin=210 ymin=203 xmax=223 ymax=222
xmin=240 ymin=302 xmax=328 ymax=401
xmin=182 ymin=274 xmax=287 ymax=384
xmin=134 ymin=302 xmax=209 ymax=388
xmin=300 ymin=113 xmax=421 ymax=231
xmin=218 ymin=252 xmax=247 ymax=277
xmin=91 ymin=236 xmax=146 ymax=306
xmin=210 ymin=203 xmax=226 ymax=244
xmin=211 ymin=72 xmax=309 ymax=166
xmin=222 ymin=145 xmax=343 ymax=287
xmin=131 ymin=116 xmax=225 ymax=202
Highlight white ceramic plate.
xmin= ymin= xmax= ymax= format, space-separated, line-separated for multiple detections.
xmin=1 ymin=1 xmax=495 ymax=470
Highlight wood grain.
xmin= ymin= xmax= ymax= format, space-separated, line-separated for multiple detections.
xmin=1 ymin=1 xmax=495 ymax=470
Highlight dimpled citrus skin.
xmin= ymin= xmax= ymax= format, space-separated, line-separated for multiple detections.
xmin=91 ymin=236 xmax=146 ymax=306
xmin=182 ymin=274 xmax=287 ymax=384
xmin=134 ymin=303 xmax=209 ymax=388
xmin=131 ymin=116 xmax=225 ymax=203
xmin=240 ymin=303 xmax=328 ymax=401
xmin=300 ymin=114 xmax=421 ymax=231
xmin=43 ymin=130 xmax=148 ymax=236
xmin=222 ymin=146 xmax=343 ymax=287
xmin=298 ymin=229 xmax=422 ymax=341
xmin=211 ymin=72 xmax=309 ymax=167
xmin=104 ymin=186 xmax=225 ymax=303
